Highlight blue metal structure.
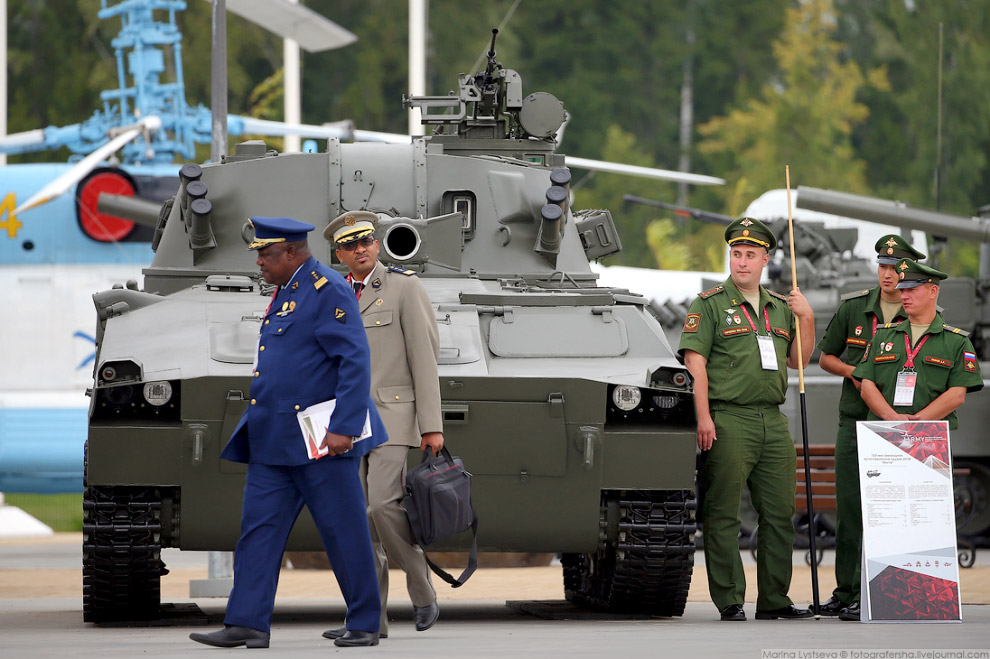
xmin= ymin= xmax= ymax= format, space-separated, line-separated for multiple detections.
xmin=2 ymin=0 xmax=211 ymax=164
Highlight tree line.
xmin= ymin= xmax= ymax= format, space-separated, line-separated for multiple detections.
xmin=5 ymin=0 xmax=988 ymax=274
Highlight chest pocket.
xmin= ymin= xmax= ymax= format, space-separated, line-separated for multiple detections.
xmin=268 ymin=316 xmax=295 ymax=337
xmin=772 ymin=327 xmax=791 ymax=341
xmin=364 ymin=310 xmax=393 ymax=329
xmin=720 ymin=326 xmax=751 ymax=338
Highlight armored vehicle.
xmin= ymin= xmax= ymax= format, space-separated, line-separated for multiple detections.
xmin=83 ymin=37 xmax=698 ymax=622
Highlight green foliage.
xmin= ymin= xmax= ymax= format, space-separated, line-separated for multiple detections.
xmin=698 ymin=0 xmax=889 ymax=198
xmin=4 ymin=494 xmax=83 ymax=533
xmin=3 ymin=0 xmax=987 ymax=280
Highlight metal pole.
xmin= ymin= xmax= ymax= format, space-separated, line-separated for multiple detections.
xmin=785 ymin=165 xmax=821 ymax=618
xmin=283 ymin=0 xmax=301 ymax=153
xmin=201 ymin=0 xmax=233 ymax=595
xmin=211 ymin=0 xmax=228 ymax=163
xmin=1 ymin=0 xmax=7 ymax=166
xmin=408 ymin=0 xmax=427 ymax=136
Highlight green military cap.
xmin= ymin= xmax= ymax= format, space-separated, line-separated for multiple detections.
xmin=323 ymin=210 xmax=378 ymax=245
xmin=724 ymin=217 xmax=776 ymax=251
xmin=875 ymin=234 xmax=926 ymax=265
xmin=895 ymin=258 xmax=947 ymax=289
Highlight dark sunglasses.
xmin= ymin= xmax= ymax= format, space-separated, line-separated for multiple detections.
xmin=338 ymin=236 xmax=376 ymax=251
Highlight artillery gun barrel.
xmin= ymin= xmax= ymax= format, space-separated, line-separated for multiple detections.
xmin=797 ymin=186 xmax=990 ymax=243
xmin=96 ymin=193 xmax=163 ymax=229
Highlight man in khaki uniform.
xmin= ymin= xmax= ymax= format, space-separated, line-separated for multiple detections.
xmin=321 ymin=211 xmax=445 ymax=639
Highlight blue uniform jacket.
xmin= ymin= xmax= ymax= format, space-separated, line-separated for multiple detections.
xmin=221 ymin=256 xmax=387 ymax=465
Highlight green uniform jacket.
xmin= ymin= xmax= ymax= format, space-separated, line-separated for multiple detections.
xmin=851 ymin=315 xmax=983 ymax=430
xmin=817 ymin=287 xmax=907 ymax=424
xmin=678 ymin=277 xmax=796 ymax=407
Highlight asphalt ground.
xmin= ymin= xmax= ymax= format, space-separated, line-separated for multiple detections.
xmin=2 ymin=534 xmax=989 ymax=658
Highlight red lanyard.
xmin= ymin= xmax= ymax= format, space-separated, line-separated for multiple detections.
xmin=903 ymin=333 xmax=930 ymax=368
xmin=740 ymin=303 xmax=771 ymax=335
xmin=263 ymin=286 xmax=279 ymax=317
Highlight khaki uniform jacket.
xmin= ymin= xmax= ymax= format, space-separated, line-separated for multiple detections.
xmin=358 ymin=261 xmax=443 ymax=447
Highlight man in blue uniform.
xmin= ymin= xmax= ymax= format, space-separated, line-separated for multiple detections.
xmin=190 ymin=217 xmax=387 ymax=649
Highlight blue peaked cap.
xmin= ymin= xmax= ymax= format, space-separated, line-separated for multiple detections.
xmin=248 ymin=216 xmax=315 ymax=250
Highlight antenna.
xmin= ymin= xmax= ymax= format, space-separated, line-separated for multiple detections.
xmin=935 ymin=22 xmax=943 ymax=211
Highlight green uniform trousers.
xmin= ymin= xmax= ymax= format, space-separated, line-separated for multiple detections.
xmin=832 ymin=422 xmax=861 ymax=604
xmin=703 ymin=403 xmax=796 ymax=611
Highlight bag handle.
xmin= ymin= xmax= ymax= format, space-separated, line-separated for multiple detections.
xmin=422 ymin=513 xmax=478 ymax=587
xmin=419 ymin=446 xmax=456 ymax=467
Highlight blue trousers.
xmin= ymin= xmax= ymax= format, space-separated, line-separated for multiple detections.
xmin=224 ymin=457 xmax=381 ymax=634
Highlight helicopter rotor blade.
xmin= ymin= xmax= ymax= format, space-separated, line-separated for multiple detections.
xmin=564 ymin=156 xmax=725 ymax=186
xmin=12 ymin=117 xmax=161 ymax=216
xmin=229 ymin=116 xmax=412 ymax=144
xmin=0 ymin=129 xmax=47 ymax=154
xmin=217 ymin=0 xmax=357 ymax=52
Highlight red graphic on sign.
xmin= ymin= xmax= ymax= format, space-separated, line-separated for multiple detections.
xmin=868 ymin=565 xmax=960 ymax=620
xmin=862 ymin=421 xmax=949 ymax=465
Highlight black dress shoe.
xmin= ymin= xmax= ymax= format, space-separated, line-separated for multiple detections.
xmin=413 ymin=600 xmax=439 ymax=631
xmin=838 ymin=601 xmax=861 ymax=621
xmin=817 ymin=596 xmax=849 ymax=616
xmin=189 ymin=625 xmax=270 ymax=648
xmin=719 ymin=604 xmax=746 ymax=621
xmin=755 ymin=604 xmax=813 ymax=620
xmin=323 ymin=626 xmax=387 ymax=640
xmin=333 ymin=630 xmax=379 ymax=647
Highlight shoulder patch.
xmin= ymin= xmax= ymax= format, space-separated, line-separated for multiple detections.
xmin=943 ymin=324 xmax=971 ymax=337
xmin=768 ymin=290 xmax=788 ymax=302
xmin=840 ymin=289 xmax=871 ymax=302
xmin=699 ymin=285 xmax=724 ymax=299
xmin=334 ymin=307 xmax=346 ymax=323
xmin=387 ymin=266 xmax=415 ymax=276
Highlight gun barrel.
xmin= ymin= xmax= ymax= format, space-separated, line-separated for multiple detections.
xmin=797 ymin=186 xmax=990 ymax=243
xmin=96 ymin=193 xmax=162 ymax=229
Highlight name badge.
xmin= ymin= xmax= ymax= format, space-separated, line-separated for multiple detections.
xmin=757 ymin=334 xmax=778 ymax=371
xmin=893 ymin=370 xmax=917 ymax=406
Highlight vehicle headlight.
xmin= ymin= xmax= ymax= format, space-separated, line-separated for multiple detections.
xmin=143 ymin=381 xmax=173 ymax=406
xmin=612 ymin=385 xmax=642 ymax=411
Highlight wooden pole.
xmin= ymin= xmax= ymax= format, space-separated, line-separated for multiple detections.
xmin=785 ymin=164 xmax=821 ymax=618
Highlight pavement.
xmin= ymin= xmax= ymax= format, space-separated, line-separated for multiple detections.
xmin=1 ymin=534 xmax=989 ymax=658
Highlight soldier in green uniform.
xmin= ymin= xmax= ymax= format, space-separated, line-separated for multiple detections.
xmin=816 ymin=235 xmax=925 ymax=618
xmin=679 ymin=217 xmax=815 ymax=622
xmin=850 ymin=259 xmax=983 ymax=621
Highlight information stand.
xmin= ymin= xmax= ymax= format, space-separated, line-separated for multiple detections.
xmin=856 ymin=420 xmax=961 ymax=622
